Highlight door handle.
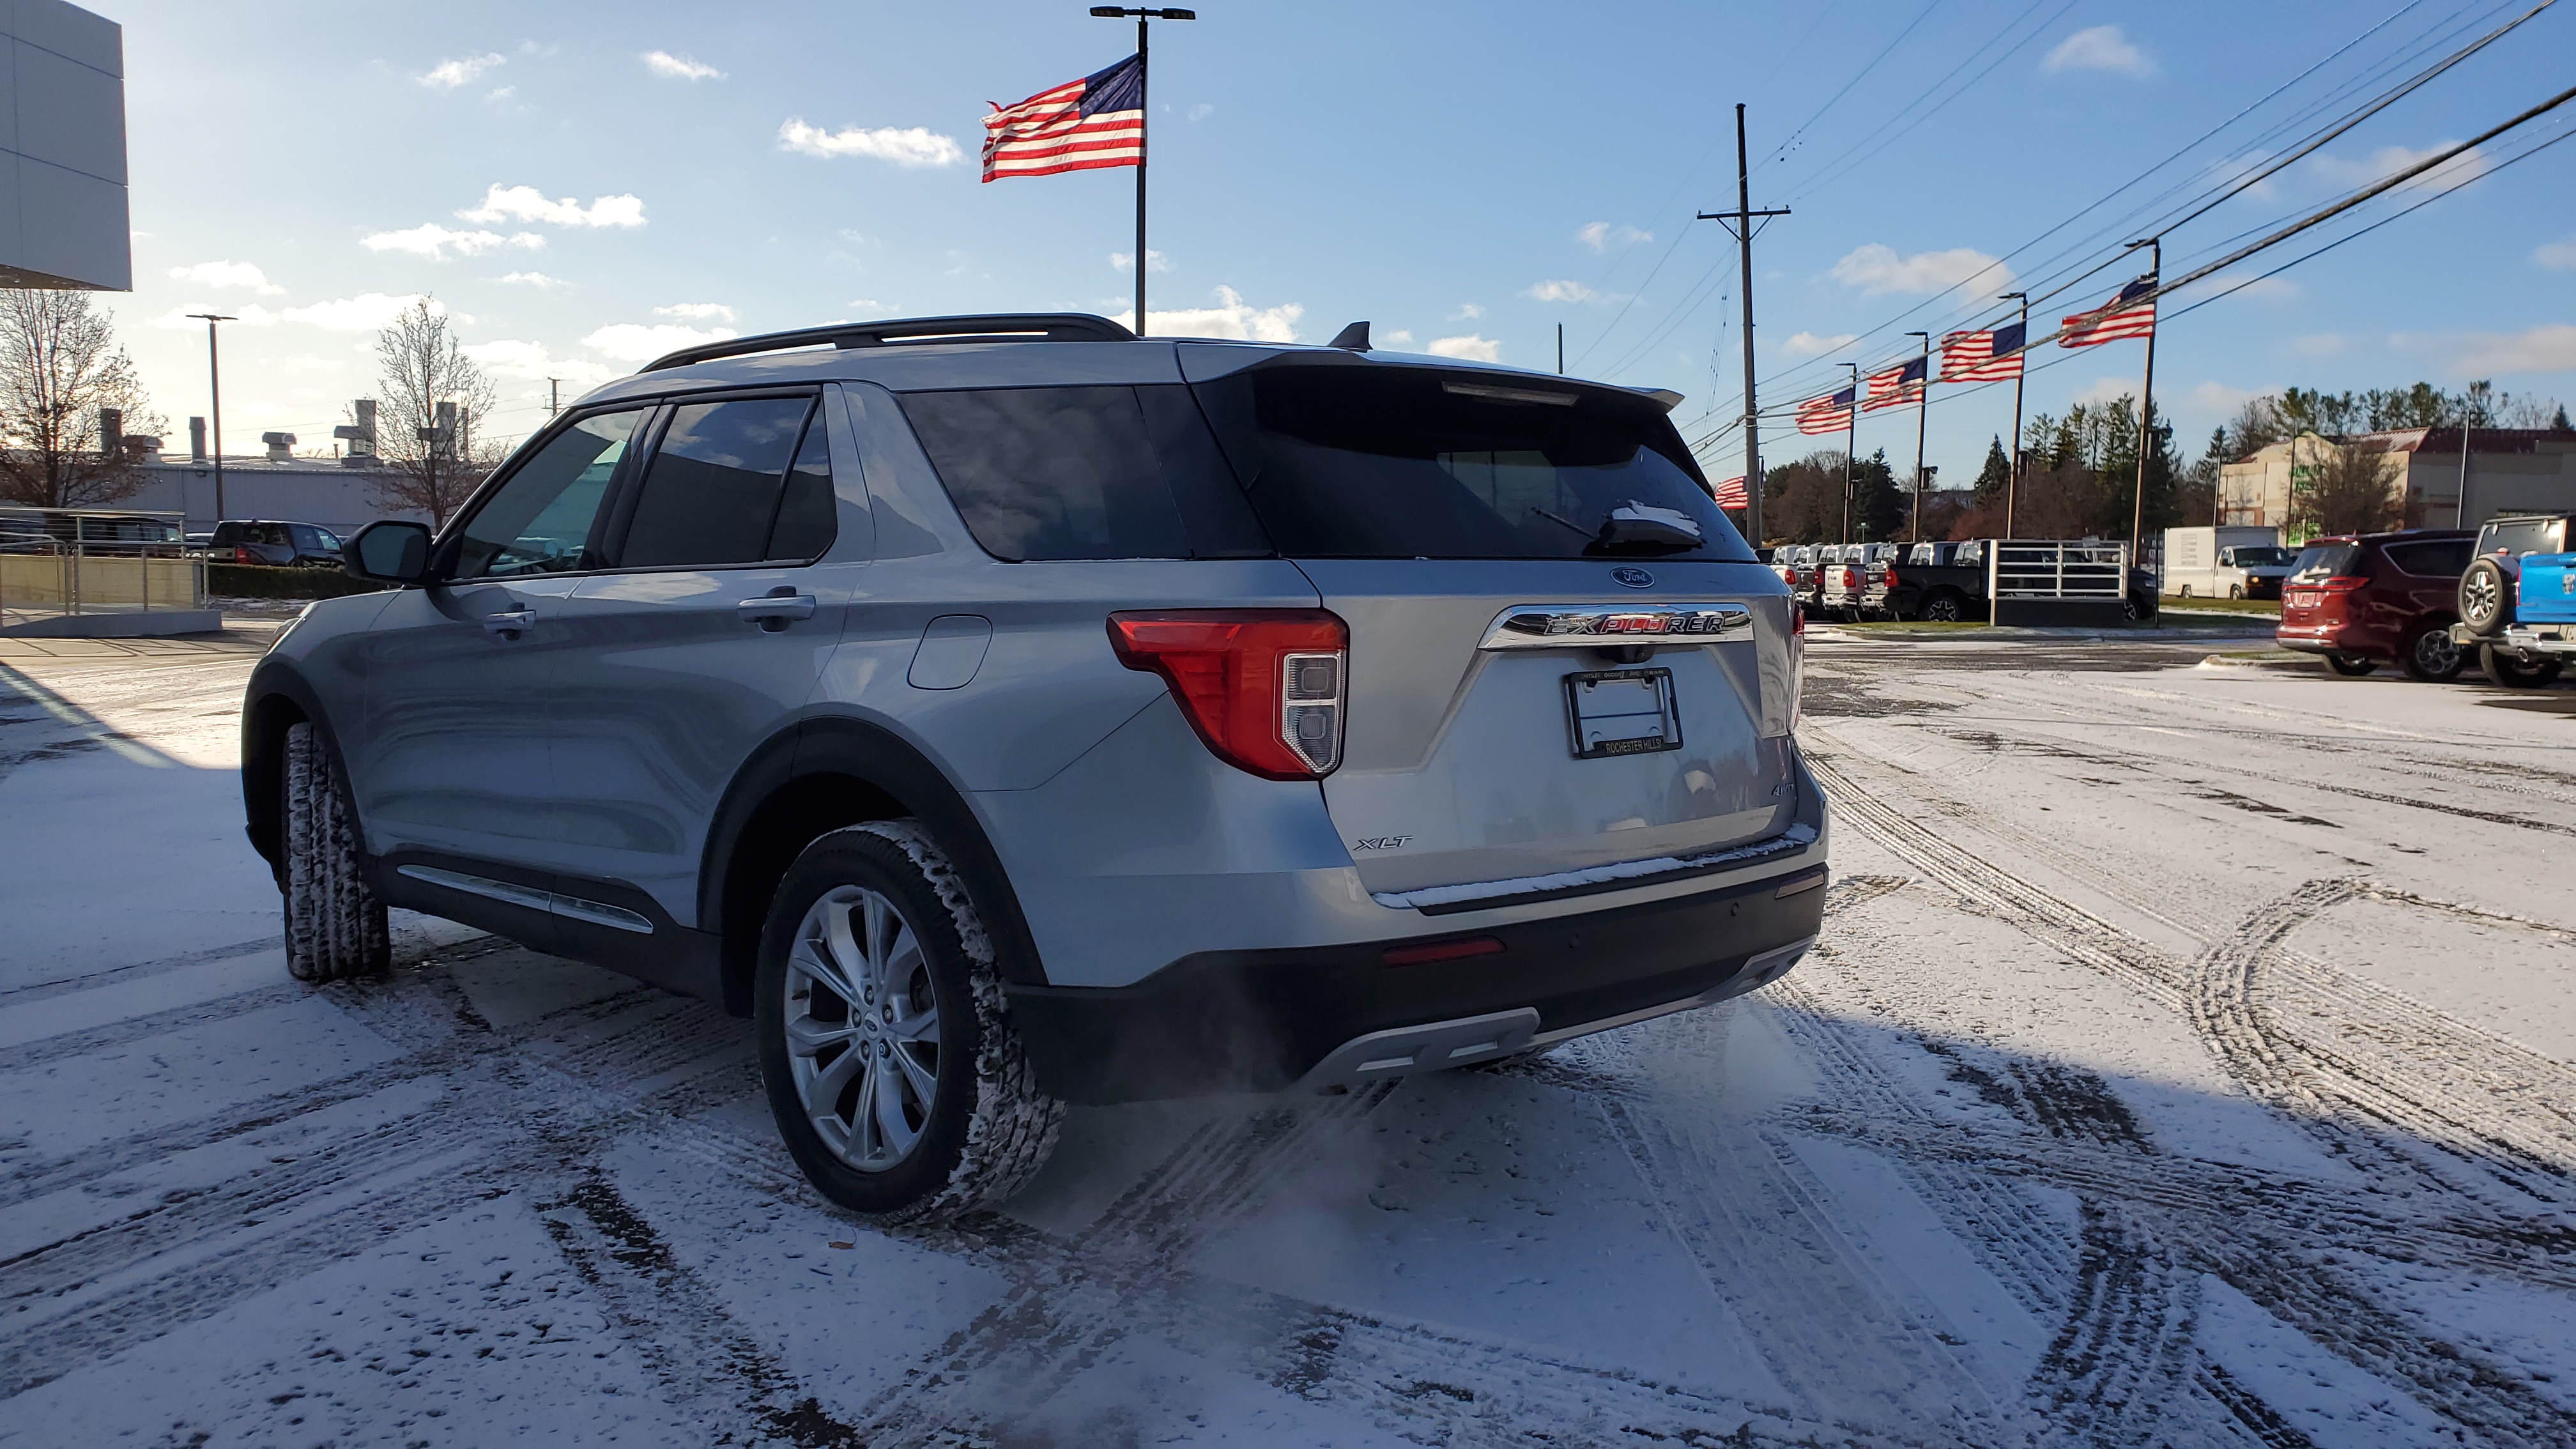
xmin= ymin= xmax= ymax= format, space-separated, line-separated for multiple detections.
xmin=482 ymin=608 xmax=537 ymax=637
xmin=737 ymin=593 xmax=816 ymax=630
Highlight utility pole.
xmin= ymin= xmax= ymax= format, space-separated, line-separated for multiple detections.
xmin=1697 ymin=104 xmax=1788 ymax=546
xmin=1906 ymin=331 xmax=1929 ymax=544
xmin=1556 ymin=323 xmax=1563 ymax=375
xmin=1842 ymin=362 xmax=1859 ymax=545
xmin=546 ymin=378 xmax=562 ymax=418
xmin=1998 ymin=291 xmax=2027 ymax=539
xmin=187 ymin=314 xmax=236 ymax=522
xmin=1090 ymin=6 xmax=1195 ymax=335
xmin=2458 ymin=408 xmax=2475 ymax=529
xmin=2126 ymin=238 xmax=2160 ymax=566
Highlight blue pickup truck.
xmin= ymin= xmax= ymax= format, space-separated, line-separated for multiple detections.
xmin=2452 ymin=512 xmax=2574 ymax=687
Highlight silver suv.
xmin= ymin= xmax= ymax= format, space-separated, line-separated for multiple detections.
xmin=242 ymin=314 xmax=1828 ymax=1222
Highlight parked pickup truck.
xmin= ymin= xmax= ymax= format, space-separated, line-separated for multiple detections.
xmin=2452 ymin=512 xmax=2576 ymax=687
xmin=1883 ymin=540 xmax=1991 ymax=622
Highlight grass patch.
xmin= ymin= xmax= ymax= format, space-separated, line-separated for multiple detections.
xmin=2161 ymin=594 xmax=2281 ymax=616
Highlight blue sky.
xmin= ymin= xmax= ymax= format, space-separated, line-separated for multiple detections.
xmin=107 ymin=0 xmax=2576 ymax=489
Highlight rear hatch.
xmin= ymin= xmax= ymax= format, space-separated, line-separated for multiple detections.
xmin=1183 ymin=351 xmax=1798 ymax=904
xmin=2280 ymin=539 xmax=2362 ymax=637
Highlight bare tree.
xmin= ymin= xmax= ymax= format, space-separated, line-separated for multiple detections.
xmin=0 ymin=289 xmax=167 ymax=508
xmin=365 ymin=298 xmax=500 ymax=526
xmin=2294 ymin=440 xmax=2401 ymax=537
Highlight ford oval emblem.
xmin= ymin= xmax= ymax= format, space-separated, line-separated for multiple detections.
xmin=1611 ymin=567 xmax=1655 ymax=589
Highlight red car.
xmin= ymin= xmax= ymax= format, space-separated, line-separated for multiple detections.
xmin=2276 ymin=530 xmax=2476 ymax=679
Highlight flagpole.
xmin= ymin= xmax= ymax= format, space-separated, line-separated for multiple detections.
xmin=1906 ymin=331 xmax=1929 ymax=544
xmin=2127 ymin=238 xmax=2159 ymax=569
xmin=1092 ymin=6 xmax=1195 ymax=335
xmin=2000 ymin=291 xmax=2026 ymax=539
xmin=1842 ymin=362 xmax=1858 ymax=546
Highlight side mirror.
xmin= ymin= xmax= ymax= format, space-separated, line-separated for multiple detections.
xmin=346 ymin=520 xmax=433 ymax=583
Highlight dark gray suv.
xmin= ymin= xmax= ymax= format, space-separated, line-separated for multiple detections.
xmin=242 ymin=314 xmax=1828 ymax=1221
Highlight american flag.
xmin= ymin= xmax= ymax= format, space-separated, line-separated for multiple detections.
xmin=1940 ymin=322 xmax=2026 ymax=381
xmin=1796 ymin=386 xmax=1855 ymax=435
xmin=2060 ymin=275 xmax=2157 ymax=347
xmin=1715 ymin=475 xmax=1748 ymax=509
xmin=982 ymin=54 xmax=1144 ymax=181
xmin=1862 ymin=356 xmax=1926 ymax=412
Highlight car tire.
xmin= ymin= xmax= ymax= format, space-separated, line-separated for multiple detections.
xmin=2177 ymin=585 xmax=2193 ymax=600
xmin=1920 ymin=590 xmax=1965 ymax=623
xmin=282 ymin=721 xmax=390 ymax=983
xmin=2324 ymin=652 xmax=2377 ymax=677
xmin=2228 ymin=584 xmax=2244 ymax=601
xmin=2458 ymin=558 xmax=2513 ymax=636
xmin=2480 ymin=643 xmax=2563 ymax=689
xmin=2400 ymin=620 xmax=2465 ymax=682
xmin=755 ymin=821 xmax=1064 ymax=1225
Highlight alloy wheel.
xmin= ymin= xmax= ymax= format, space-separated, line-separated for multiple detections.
xmin=785 ymin=885 xmax=942 ymax=1172
xmin=2462 ymin=569 xmax=2500 ymax=629
xmin=2412 ymin=629 xmax=2460 ymax=678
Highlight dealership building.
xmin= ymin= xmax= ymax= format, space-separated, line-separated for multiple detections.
xmin=2217 ymin=427 xmax=2576 ymax=537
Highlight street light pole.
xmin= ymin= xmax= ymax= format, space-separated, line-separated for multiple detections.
xmin=1906 ymin=330 xmax=1929 ymax=544
xmin=1841 ymin=362 xmax=1859 ymax=545
xmin=2126 ymin=238 xmax=2161 ymax=566
xmin=1090 ymin=6 xmax=1195 ymax=336
xmin=187 ymin=314 xmax=236 ymax=523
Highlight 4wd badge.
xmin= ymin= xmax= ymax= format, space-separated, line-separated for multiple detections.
xmin=1610 ymin=567 xmax=1654 ymax=588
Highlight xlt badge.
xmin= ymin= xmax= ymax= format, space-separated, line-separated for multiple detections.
xmin=1351 ymin=835 xmax=1414 ymax=852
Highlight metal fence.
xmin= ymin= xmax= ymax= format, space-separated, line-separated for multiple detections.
xmin=1989 ymin=539 xmax=2128 ymax=600
xmin=0 ymin=507 xmax=205 ymax=625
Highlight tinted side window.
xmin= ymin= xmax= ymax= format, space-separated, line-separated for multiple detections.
xmin=620 ymin=397 xmax=815 ymax=569
xmin=898 ymin=385 xmax=1265 ymax=562
xmin=765 ymin=411 xmax=839 ymax=562
xmin=453 ymin=410 xmax=645 ymax=579
xmin=2383 ymin=540 xmax=2471 ymax=576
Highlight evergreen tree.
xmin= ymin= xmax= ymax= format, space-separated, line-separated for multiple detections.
xmin=1971 ymin=434 xmax=2011 ymax=504
xmin=1854 ymin=449 xmax=1903 ymax=541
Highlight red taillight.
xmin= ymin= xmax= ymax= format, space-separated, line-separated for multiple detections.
xmin=233 ymin=546 xmax=256 ymax=564
xmin=2321 ymin=576 xmax=2368 ymax=592
xmin=1108 ymin=610 xmax=1347 ymax=779
xmin=1790 ymin=605 xmax=1805 ymax=730
xmin=1883 ymin=565 xmax=1901 ymax=589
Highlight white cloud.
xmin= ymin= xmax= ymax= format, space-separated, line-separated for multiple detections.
xmin=492 ymin=270 xmax=567 ymax=288
xmin=282 ymin=293 xmax=439 ymax=332
xmin=1188 ymin=102 xmax=1215 ymax=122
xmin=2207 ymin=151 xmax=2281 ymax=204
xmin=847 ymin=298 xmax=891 ymax=312
xmin=462 ymin=339 xmax=618 ymax=385
xmin=2188 ymin=381 xmax=2273 ymax=415
xmin=1428 ymin=335 xmax=1502 ymax=362
xmin=2042 ymin=25 xmax=2152 ymax=77
xmin=458 ymin=184 xmax=647 ymax=229
xmin=2310 ymin=142 xmax=2488 ymax=195
xmin=1522 ymin=279 xmax=1597 ymax=303
xmin=1577 ymin=221 xmax=1651 ymax=252
xmin=149 ymin=304 xmax=280 ymax=329
xmin=1110 ymin=250 xmax=1172 ymax=273
xmin=1449 ymin=303 xmax=1484 ymax=321
xmin=420 ymin=52 xmax=505 ymax=89
xmin=1108 ymin=285 xmax=1301 ymax=342
xmin=484 ymin=87 xmax=517 ymax=104
xmin=2071 ymin=376 xmax=2136 ymax=407
xmin=282 ymin=355 xmax=346 ymax=373
xmin=1382 ymin=329 xmax=1414 ymax=344
xmin=654 ymin=302 xmax=737 ymax=322
xmin=2453 ymin=323 xmax=2576 ymax=375
xmin=2537 ymin=235 xmax=2576 ymax=271
xmin=641 ymin=50 xmax=723 ymax=81
xmin=1829 ymin=242 xmax=2012 ymax=297
xmin=1781 ymin=331 xmax=1857 ymax=358
xmin=583 ymin=321 xmax=739 ymax=362
xmin=361 ymin=224 xmax=544 ymax=260
xmin=776 ymin=119 xmax=963 ymax=167
xmin=167 ymin=260 xmax=284 ymax=295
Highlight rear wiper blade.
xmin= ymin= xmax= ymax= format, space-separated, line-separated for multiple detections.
xmin=1585 ymin=501 xmax=1703 ymax=555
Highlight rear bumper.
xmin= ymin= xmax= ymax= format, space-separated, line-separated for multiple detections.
xmin=1007 ymin=861 xmax=1827 ymax=1103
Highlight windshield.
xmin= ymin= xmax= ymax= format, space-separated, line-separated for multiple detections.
xmin=1193 ymin=365 xmax=1756 ymax=562
xmin=2289 ymin=542 xmax=2362 ymax=580
xmin=2234 ymin=547 xmax=2296 ymax=567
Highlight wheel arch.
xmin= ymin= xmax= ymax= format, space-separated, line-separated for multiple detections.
xmin=241 ymin=659 xmax=336 ymax=882
xmin=699 ymin=714 xmax=1048 ymax=1016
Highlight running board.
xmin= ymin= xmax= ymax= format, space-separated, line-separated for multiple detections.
xmin=395 ymin=864 xmax=656 ymax=935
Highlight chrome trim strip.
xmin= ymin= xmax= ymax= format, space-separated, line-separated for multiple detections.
xmin=1478 ymin=601 xmax=1753 ymax=650
xmin=397 ymin=865 xmax=656 ymax=935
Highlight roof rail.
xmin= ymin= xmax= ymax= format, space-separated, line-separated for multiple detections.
xmin=641 ymin=312 xmax=1137 ymax=372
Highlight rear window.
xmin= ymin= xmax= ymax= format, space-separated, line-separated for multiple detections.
xmin=2481 ymin=519 xmax=2554 ymax=557
xmin=1193 ymin=365 xmax=1755 ymax=562
xmin=2382 ymin=539 xmax=2472 ymax=578
xmin=2290 ymin=542 xmax=2362 ymax=580
xmin=900 ymin=385 xmax=1267 ymax=562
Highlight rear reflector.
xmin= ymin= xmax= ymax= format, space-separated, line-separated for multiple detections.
xmin=1108 ymin=609 xmax=1348 ymax=779
xmin=1382 ymin=935 xmax=1506 ymax=967
xmin=1773 ymin=867 xmax=1828 ymax=898
xmin=2322 ymin=576 xmax=2368 ymax=592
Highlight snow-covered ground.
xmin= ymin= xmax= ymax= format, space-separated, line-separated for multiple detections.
xmin=1 ymin=625 xmax=2571 ymax=1447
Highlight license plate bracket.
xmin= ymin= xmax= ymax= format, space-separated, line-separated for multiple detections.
xmin=1563 ymin=668 xmax=1682 ymax=759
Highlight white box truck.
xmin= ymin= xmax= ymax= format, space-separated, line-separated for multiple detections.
xmin=2162 ymin=525 xmax=2297 ymax=601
